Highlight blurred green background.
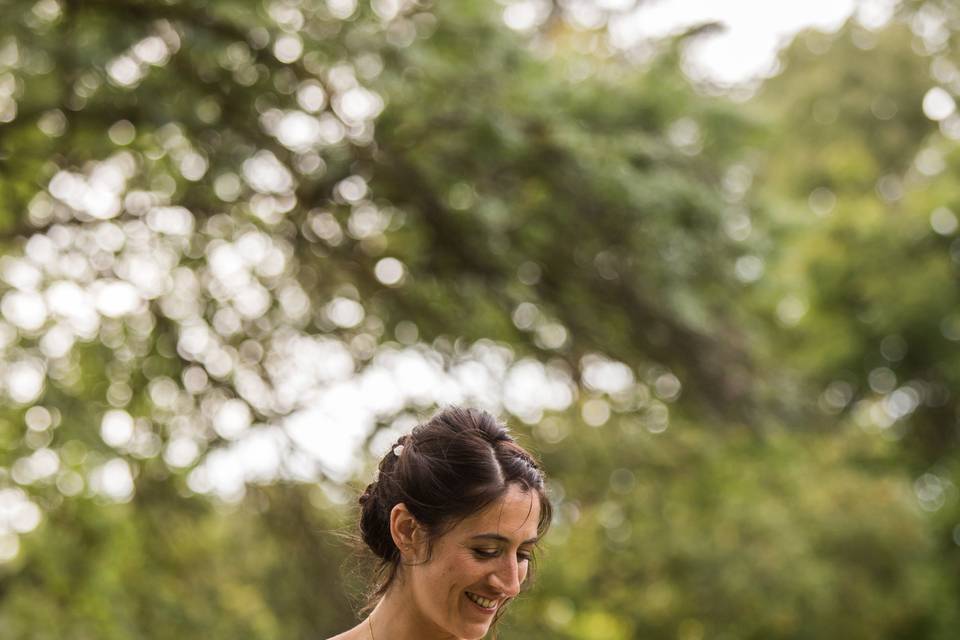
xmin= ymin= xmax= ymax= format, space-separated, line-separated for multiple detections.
xmin=1 ymin=0 xmax=960 ymax=638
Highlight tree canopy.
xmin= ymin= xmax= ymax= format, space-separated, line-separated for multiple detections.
xmin=0 ymin=1 xmax=959 ymax=638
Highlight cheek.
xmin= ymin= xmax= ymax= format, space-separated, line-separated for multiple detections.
xmin=446 ymin=554 xmax=492 ymax=595
xmin=423 ymin=550 xmax=478 ymax=592
xmin=451 ymin=554 xmax=484 ymax=584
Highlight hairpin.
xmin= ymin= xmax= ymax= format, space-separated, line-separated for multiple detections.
xmin=393 ymin=444 xmax=404 ymax=458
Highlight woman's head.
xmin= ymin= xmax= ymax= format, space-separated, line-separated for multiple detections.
xmin=358 ymin=406 xmax=551 ymax=638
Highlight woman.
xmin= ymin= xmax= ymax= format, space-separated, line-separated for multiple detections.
xmin=328 ymin=406 xmax=552 ymax=640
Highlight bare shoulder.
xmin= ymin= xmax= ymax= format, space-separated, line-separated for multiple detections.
xmin=325 ymin=623 xmax=365 ymax=640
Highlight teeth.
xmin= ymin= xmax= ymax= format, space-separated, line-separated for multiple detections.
xmin=466 ymin=592 xmax=497 ymax=608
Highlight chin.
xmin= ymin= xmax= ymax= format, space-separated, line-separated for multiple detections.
xmin=450 ymin=616 xmax=494 ymax=640
xmin=459 ymin=625 xmax=492 ymax=640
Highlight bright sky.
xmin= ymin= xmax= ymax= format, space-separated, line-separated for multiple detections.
xmin=609 ymin=0 xmax=897 ymax=85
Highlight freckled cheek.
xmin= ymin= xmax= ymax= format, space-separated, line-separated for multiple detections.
xmin=456 ymin=552 xmax=485 ymax=575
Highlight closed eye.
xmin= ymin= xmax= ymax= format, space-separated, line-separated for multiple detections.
xmin=473 ymin=548 xmax=536 ymax=563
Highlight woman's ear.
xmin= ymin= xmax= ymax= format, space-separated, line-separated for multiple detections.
xmin=389 ymin=503 xmax=425 ymax=561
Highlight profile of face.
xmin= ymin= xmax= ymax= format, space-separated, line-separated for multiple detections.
xmin=392 ymin=483 xmax=541 ymax=640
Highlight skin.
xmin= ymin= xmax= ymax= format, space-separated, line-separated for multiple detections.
xmin=329 ymin=484 xmax=541 ymax=640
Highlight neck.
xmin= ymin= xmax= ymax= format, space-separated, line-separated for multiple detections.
xmin=368 ymin=579 xmax=461 ymax=640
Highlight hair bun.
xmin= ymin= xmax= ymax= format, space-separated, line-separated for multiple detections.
xmin=358 ymin=481 xmax=376 ymax=506
xmin=359 ymin=479 xmax=398 ymax=562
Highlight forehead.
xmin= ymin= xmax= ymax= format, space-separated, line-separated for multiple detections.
xmin=454 ymin=484 xmax=540 ymax=542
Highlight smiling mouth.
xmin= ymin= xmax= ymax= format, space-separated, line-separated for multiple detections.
xmin=465 ymin=591 xmax=498 ymax=611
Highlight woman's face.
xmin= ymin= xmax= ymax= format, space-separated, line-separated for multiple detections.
xmin=404 ymin=484 xmax=541 ymax=639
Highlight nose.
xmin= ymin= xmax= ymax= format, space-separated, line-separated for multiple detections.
xmin=489 ymin=554 xmax=522 ymax=598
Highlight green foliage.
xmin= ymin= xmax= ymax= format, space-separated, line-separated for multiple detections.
xmin=511 ymin=417 xmax=954 ymax=639
xmin=0 ymin=482 xmax=356 ymax=639
xmin=0 ymin=0 xmax=958 ymax=638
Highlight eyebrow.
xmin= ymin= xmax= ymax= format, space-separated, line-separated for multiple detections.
xmin=469 ymin=533 xmax=539 ymax=545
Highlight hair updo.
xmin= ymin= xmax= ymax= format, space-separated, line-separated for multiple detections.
xmin=357 ymin=406 xmax=551 ymax=607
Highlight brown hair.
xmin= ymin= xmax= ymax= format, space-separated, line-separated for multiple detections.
xmin=357 ymin=406 xmax=552 ymax=616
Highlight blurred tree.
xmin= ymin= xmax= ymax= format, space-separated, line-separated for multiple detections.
xmin=0 ymin=0 xmax=755 ymax=529
xmin=0 ymin=482 xmax=356 ymax=639
xmin=0 ymin=0 xmax=764 ymax=635
xmin=507 ymin=413 xmax=955 ymax=640
xmin=752 ymin=7 xmax=960 ymax=631
xmin=753 ymin=18 xmax=952 ymax=460
xmin=0 ymin=0 xmax=957 ymax=638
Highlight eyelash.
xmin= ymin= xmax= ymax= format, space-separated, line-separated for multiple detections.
xmin=473 ymin=549 xmax=534 ymax=563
